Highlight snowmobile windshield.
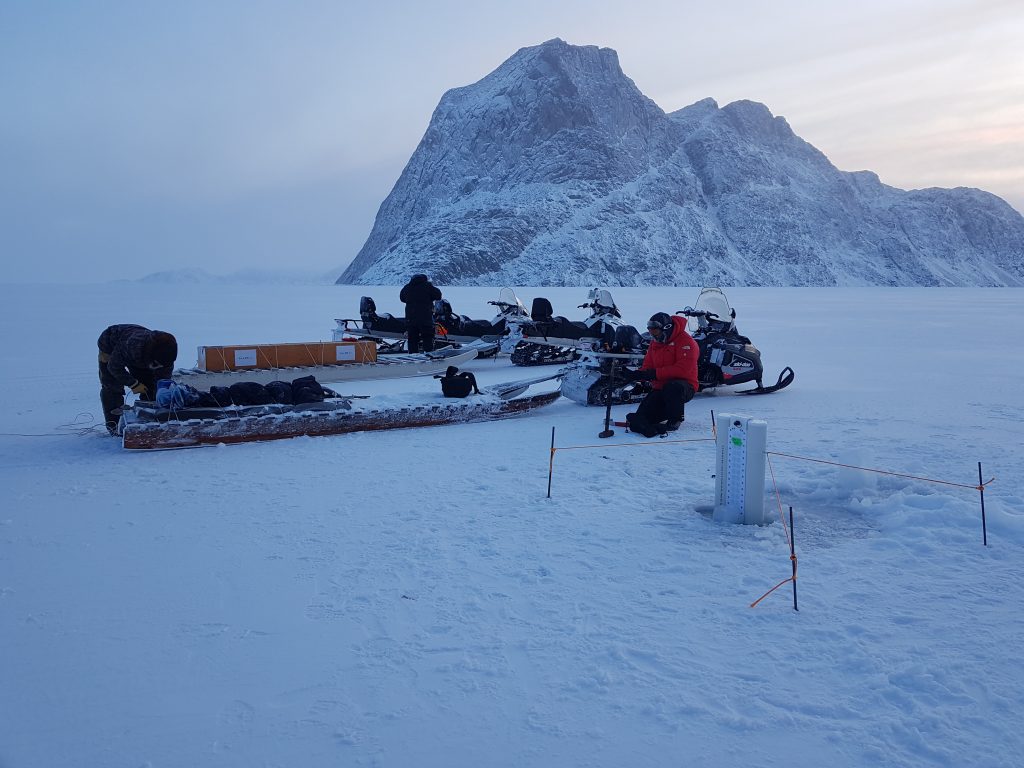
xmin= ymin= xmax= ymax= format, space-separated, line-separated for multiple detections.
xmin=688 ymin=287 xmax=734 ymax=333
xmin=587 ymin=288 xmax=617 ymax=315
xmin=496 ymin=288 xmax=526 ymax=315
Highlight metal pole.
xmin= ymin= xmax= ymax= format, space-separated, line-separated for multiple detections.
xmin=979 ymin=461 xmax=988 ymax=546
xmin=599 ymin=360 xmax=616 ymax=438
xmin=547 ymin=426 xmax=556 ymax=498
xmin=789 ymin=506 xmax=798 ymax=612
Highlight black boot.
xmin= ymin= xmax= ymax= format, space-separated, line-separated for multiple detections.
xmin=626 ymin=412 xmax=662 ymax=438
xmin=100 ymin=387 xmax=124 ymax=436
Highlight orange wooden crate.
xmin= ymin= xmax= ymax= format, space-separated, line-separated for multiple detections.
xmin=197 ymin=341 xmax=377 ymax=372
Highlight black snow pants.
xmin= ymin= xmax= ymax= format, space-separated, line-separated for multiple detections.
xmin=627 ymin=379 xmax=695 ymax=437
xmin=407 ymin=323 xmax=435 ymax=353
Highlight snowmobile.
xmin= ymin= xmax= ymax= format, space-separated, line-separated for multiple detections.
xmin=332 ymin=288 xmax=527 ymax=356
xmin=433 ymin=288 xmax=529 ymax=349
xmin=504 ymin=288 xmax=626 ymax=366
xmin=560 ymin=287 xmax=795 ymax=405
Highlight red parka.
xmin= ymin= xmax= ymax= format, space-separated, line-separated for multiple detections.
xmin=641 ymin=315 xmax=700 ymax=392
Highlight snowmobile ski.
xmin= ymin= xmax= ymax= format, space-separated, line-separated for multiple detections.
xmin=735 ymin=366 xmax=795 ymax=395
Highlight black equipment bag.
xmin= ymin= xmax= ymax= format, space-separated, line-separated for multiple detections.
xmin=291 ymin=375 xmax=327 ymax=404
xmin=437 ymin=366 xmax=480 ymax=398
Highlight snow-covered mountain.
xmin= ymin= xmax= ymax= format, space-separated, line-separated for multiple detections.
xmin=338 ymin=39 xmax=1024 ymax=287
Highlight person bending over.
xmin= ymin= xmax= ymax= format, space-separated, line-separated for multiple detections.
xmin=620 ymin=312 xmax=699 ymax=438
xmin=98 ymin=324 xmax=177 ymax=435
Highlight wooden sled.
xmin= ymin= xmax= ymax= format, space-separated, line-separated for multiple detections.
xmin=120 ymin=375 xmax=562 ymax=451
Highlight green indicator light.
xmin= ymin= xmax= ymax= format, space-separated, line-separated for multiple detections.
xmin=731 ymin=437 xmax=743 ymax=446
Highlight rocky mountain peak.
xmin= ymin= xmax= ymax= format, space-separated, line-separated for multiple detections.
xmin=339 ymin=40 xmax=1024 ymax=287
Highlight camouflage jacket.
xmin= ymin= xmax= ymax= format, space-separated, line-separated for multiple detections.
xmin=97 ymin=324 xmax=162 ymax=387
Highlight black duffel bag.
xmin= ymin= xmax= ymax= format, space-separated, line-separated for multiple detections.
xmin=437 ymin=366 xmax=480 ymax=398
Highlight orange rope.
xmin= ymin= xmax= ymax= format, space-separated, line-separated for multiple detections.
xmin=549 ymin=429 xmax=993 ymax=610
xmin=766 ymin=450 xmax=995 ymax=491
xmin=766 ymin=453 xmax=790 ymax=545
xmin=750 ymin=574 xmax=794 ymax=608
xmin=748 ymin=452 xmax=797 ymax=609
xmin=554 ymin=438 xmax=715 ymax=451
xmin=752 ymin=450 xmax=994 ymax=609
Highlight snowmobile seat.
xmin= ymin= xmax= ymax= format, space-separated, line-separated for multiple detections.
xmin=359 ymin=295 xmax=407 ymax=333
xmin=369 ymin=313 xmax=406 ymax=333
xmin=613 ymin=324 xmax=645 ymax=353
xmin=459 ymin=318 xmax=501 ymax=337
xmin=360 ymin=295 xmax=395 ymax=321
xmin=532 ymin=316 xmax=592 ymax=340
xmin=432 ymin=299 xmax=462 ymax=333
xmin=359 ymin=296 xmax=377 ymax=321
xmin=433 ymin=298 xmax=454 ymax=318
xmin=531 ymin=297 xmax=555 ymax=322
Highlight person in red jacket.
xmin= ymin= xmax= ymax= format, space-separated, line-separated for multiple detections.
xmin=621 ymin=312 xmax=699 ymax=437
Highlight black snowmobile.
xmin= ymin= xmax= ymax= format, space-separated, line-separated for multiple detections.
xmin=433 ymin=289 xmax=529 ymax=350
xmin=332 ymin=289 xmax=526 ymax=356
xmin=505 ymin=288 xmax=625 ymax=366
xmin=560 ymin=288 xmax=795 ymax=405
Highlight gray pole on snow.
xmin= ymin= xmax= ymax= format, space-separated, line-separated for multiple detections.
xmin=599 ymin=360 xmax=617 ymax=438
xmin=790 ymin=506 xmax=798 ymax=612
xmin=547 ymin=427 xmax=556 ymax=498
xmin=978 ymin=462 xmax=988 ymax=546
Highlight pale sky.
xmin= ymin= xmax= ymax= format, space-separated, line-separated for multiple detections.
xmin=2 ymin=0 xmax=1021 ymax=283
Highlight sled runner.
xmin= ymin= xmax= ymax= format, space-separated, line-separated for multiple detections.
xmin=119 ymin=373 xmax=562 ymax=450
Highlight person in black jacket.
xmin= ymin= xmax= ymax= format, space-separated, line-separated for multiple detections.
xmin=399 ymin=274 xmax=442 ymax=352
xmin=98 ymin=324 xmax=177 ymax=435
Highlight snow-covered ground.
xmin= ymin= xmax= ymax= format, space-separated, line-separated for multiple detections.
xmin=1 ymin=283 xmax=1022 ymax=768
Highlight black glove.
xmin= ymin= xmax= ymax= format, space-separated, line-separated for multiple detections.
xmin=622 ymin=368 xmax=655 ymax=382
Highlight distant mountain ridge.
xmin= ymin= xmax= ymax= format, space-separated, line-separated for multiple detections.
xmin=137 ymin=268 xmax=337 ymax=286
xmin=338 ymin=38 xmax=1024 ymax=287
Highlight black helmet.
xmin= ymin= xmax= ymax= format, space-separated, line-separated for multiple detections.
xmin=647 ymin=312 xmax=674 ymax=339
